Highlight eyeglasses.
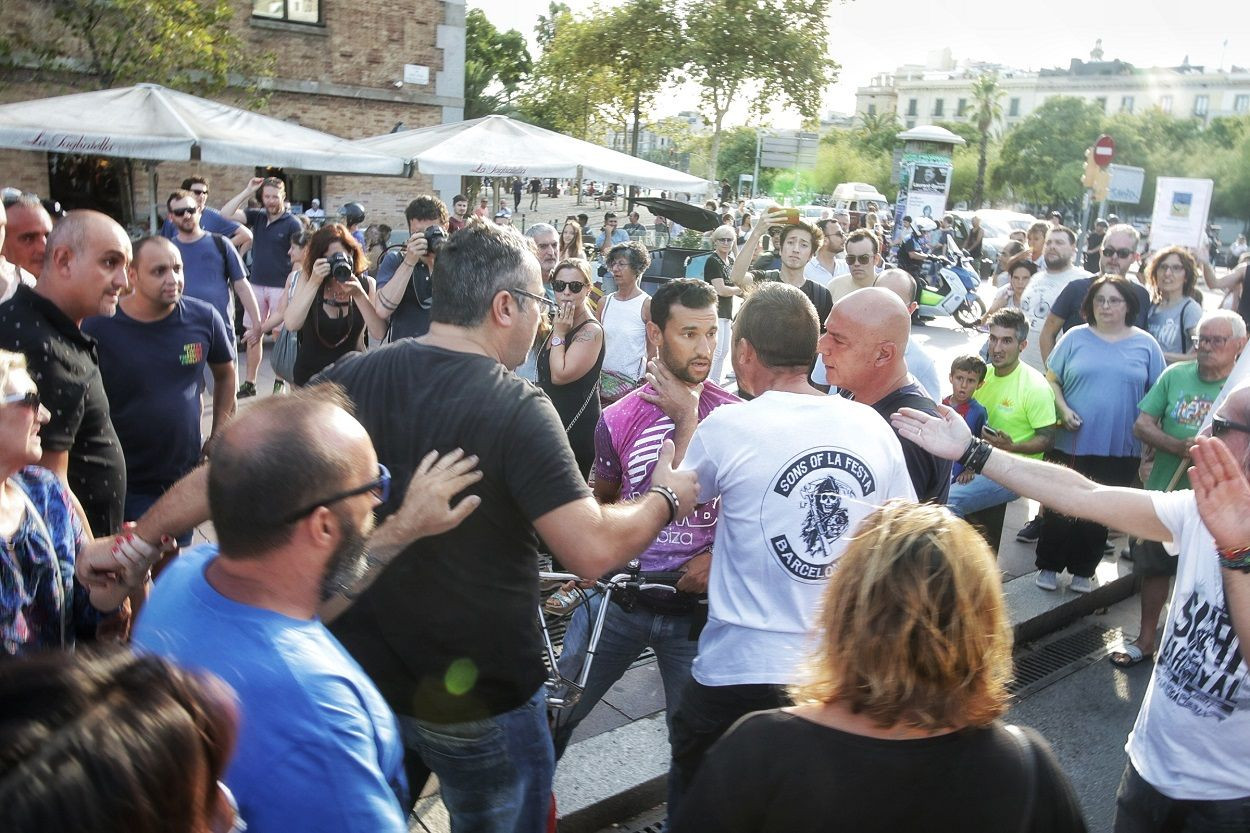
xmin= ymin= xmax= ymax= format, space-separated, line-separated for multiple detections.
xmin=508 ymin=287 xmax=558 ymax=314
xmin=714 ymin=237 xmax=735 ymax=243
xmin=1 ymin=391 xmax=39 ymax=410
xmin=845 ymin=253 xmax=874 ymax=266
xmin=1197 ymin=334 xmax=1230 ymax=347
xmin=1212 ymin=416 xmax=1250 ymax=438
xmin=1093 ymin=296 xmax=1126 ymax=306
xmin=552 ymin=280 xmax=587 ymax=293
xmin=281 ymin=463 xmax=391 ymax=523
xmin=170 ymin=207 xmax=197 ymax=217
xmin=1102 ymin=246 xmax=1134 ymax=259
xmin=1158 ymin=262 xmax=1187 ymax=273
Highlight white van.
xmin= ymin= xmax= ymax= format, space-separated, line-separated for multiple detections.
xmin=830 ymin=182 xmax=891 ymax=228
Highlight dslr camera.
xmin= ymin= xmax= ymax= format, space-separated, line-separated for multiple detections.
xmin=327 ymin=252 xmax=354 ymax=282
xmin=424 ymin=224 xmax=447 ymax=255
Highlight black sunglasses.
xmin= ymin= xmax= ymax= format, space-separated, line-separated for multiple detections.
xmin=170 ymin=207 xmax=197 ymax=217
xmin=1212 ymin=416 xmax=1250 ymax=439
xmin=282 ymin=463 xmax=391 ymax=523
xmin=845 ymin=253 xmax=874 ymax=265
xmin=1102 ymin=246 xmax=1134 ymax=259
xmin=552 ymin=280 xmax=586 ymax=293
xmin=2 ymin=390 xmax=40 ymax=410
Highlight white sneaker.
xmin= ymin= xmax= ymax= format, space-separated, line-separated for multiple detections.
xmin=1035 ymin=570 xmax=1059 ymax=591
xmin=1069 ymin=575 xmax=1095 ymax=594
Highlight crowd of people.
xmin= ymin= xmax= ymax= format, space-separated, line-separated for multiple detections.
xmin=0 ymin=177 xmax=1247 ymax=833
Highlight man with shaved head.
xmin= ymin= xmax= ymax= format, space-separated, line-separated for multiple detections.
xmin=0 ymin=210 xmax=131 ymax=536
xmin=819 ymin=287 xmax=951 ymax=502
xmin=83 ymin=237 xmax=236 ymax=543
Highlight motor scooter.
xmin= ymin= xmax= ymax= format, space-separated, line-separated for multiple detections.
xmin=915 ymin=251 xmax=986 ymax=328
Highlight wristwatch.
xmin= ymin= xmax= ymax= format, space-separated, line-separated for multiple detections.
xmin=550 ymin=336 xmax=565 ymax=347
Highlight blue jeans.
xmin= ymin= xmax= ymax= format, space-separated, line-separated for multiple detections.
xmin=552 ymin=593 xmax=702 ymax=759
xmin=1115 ymin=762 xmax=1250 ymax=832
xmin=399 ymin=687 xmax=553 ymax=833
xmin=946 ymin=474 xmax=1018 ymax=518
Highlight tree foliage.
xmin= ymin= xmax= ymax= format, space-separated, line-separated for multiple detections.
xmin=992 ymin=97 xmax=1105 ymax=211
xmin=682 ymin=0 xmax=838 ymax=180
xmin=464 ymin=8 xmax=531 ymax=120
xmin=7 ymin=0 xmax=271 ymax=98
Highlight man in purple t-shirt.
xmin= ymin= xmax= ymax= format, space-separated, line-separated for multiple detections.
xmin=552 ymin=279 xmax=739 ymax=758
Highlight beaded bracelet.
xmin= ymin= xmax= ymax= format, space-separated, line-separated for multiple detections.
xmin=958 ymin=438 xmax=993 ymax=475
xmin=1217 ymin=544 xmax=1250 ymax=573
xmin=648 ymin=484 xmax=680 ymax=526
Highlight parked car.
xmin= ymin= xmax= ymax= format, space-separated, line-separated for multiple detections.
xmin=950 ymin=209 xmax=1037 ymax=277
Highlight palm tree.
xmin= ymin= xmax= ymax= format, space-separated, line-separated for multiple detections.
xmin=969 ymin=73 xmax=1004 ymax=208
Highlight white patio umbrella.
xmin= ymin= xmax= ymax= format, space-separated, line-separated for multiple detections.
xmin=0 ymin=83 xmax=407 ymax=228
xmin=353 ymin=114 xmax=709 ymax=193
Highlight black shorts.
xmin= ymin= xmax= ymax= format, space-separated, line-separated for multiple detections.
xmin=1131 ymin=538 xmax=1178 ymax=578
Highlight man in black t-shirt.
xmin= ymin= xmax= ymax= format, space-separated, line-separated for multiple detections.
xmin=730 ymin=207 xmax=833 ymax=333
xmin=0 ymin=211 xmax=131 ymax=537
xmin=819 ymin=287 xmax=951 ymax=502
xmin=1084 ymin=218 xmax=1107 ymax=272
xmin=318 ymin=221 xmax=698 ymax=831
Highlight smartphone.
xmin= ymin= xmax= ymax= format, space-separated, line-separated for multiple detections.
xmin=982 ymin=426 xmax=1002 ymax=439
xmin=779 ymin=207 xmax=800 ymax=225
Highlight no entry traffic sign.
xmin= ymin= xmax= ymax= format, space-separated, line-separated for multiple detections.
xmin=1093 ymin=134 xmax=1115 ymax=167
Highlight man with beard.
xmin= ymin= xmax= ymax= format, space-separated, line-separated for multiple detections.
xmin=133 ymin=388 xmax=483 ymax=833
xmin=804 ymin=219 xmax=848 ymax=287
xmin=1016 ymin=225 xmax=1089 ymax=372
xmin=730 ymin=207 xmax=833 ymax=333
xmin=551 ymin=279 xmax=739 ymax=759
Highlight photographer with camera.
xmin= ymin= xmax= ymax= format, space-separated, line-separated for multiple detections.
xmin=284 ymin=224 xmax=388 ymax=386
xmin=373 ymin=196 xmax=449 ymax=341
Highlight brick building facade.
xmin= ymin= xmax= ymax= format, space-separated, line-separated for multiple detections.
xmin=0 ymin=0 xmax=465 ymax=232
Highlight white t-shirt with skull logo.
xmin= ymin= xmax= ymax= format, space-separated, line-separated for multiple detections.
xmin=681 ymin=390 xmax=915 ymax=687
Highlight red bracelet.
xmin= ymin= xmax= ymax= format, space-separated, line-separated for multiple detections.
xmin=1217 ymin=544 xmax=1250 ymax=572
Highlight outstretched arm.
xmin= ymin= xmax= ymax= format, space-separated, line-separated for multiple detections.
xmin=1189 ymin=435 xmax=1250 ymax=654
xmin=890 ymin=404 xmax=1170 ymax=541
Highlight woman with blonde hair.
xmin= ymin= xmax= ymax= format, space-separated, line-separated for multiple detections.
xmin=671 ymin=501 xmax=1085 ymax=832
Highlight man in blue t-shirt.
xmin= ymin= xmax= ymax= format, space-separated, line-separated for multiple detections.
xmin=159 ymin=176 xmax=251 ymax=253
xmin=167 ymin=190 xmax=260 ymax=340
xmin=222 ymin=176 xmax=304 ymax=397
xmin=83 ymin=237 xmax=236 ymax=541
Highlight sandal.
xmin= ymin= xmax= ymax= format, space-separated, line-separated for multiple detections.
xmin=1109 ymin=643 xmax=1154 ymax=668
xmin=544 ymin=586 xmax=585 ymax=615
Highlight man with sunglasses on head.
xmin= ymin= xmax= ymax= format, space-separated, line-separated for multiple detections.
xmin=893 ymin=376 xmax=1250 ymax=833
xmin=133 ymin=388 xmax=483 ymax=833
xmin=166 ymin=190 xmax=262 ymax=349
xmin=159 ymin=176 xmax=252 ymax=254
xmin=1039 ymin=223 xmax=1149 ymax=368
xmin=1110 ymin=311 xmax=1246 ymax=671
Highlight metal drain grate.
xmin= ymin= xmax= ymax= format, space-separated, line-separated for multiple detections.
xmin=1009 ymin=625 xmax=1122 ymax=698
xmin=609 ymin=805 xmax=667 ymax=833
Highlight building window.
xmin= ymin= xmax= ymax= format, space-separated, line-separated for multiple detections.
xmin=1195 ymin=94 xmax=1209 ymax=116
xmin=1121 ymin=95 xmax=1134 ymax=113
xmin=253 ymin=0 xmax=320 ymax=24
xmin=906 ymin=98 xmax=918 ymax=116
xmin=867 ymin=103 xmax=877 ymax=116
xmin=1008 ymin=97 xmax=1020 ymax=117
xmin=956 ymin=98 xmax=968 ymax=117
xmin=1160 ymin=95 xmax=1173 ymax=113
xmin=1095 ymin=97 xmax=1107 ymax=113
xmin=1235 ymin=94 xmax=1249 ymax=113
xmin=933 ymin=99 xmax=945 ymax=117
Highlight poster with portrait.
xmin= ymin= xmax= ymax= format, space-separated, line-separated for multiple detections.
xmin=1150 ymin=177 xmax=1214 ymax=250
xmin=909 ymin=164 xmax=950 ymax=195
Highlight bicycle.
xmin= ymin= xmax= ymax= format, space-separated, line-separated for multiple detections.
xmin=537 ymin=559 xmax=686 ymax=711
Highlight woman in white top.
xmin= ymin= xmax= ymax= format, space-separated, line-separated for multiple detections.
xmin=596 ymin=241 xmax=653 ymax=404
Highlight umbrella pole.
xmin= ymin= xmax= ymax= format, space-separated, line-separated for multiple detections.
xmin=575 ymin=165 xmax=583 ymax=207
xmin=147 ymin=163 xmax=158 ymax=235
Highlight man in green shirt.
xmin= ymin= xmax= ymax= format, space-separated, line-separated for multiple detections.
xmin=1112 ymin=311 xmax=1247 ymax=667
xmin=947 ymin=308 xmax=1057 ymax=517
